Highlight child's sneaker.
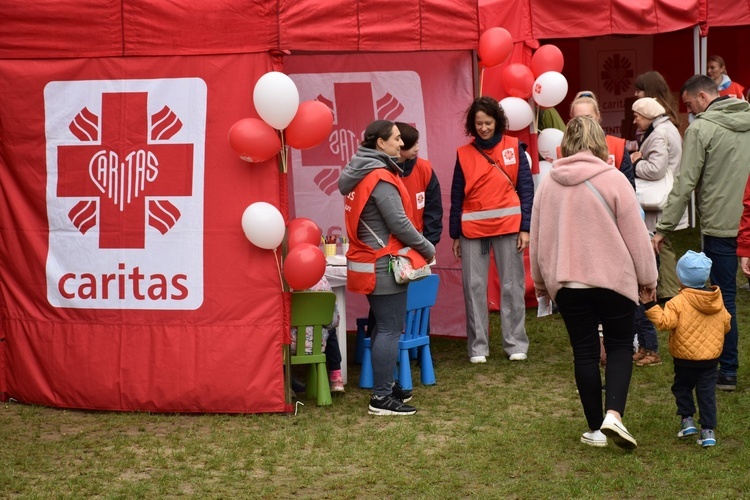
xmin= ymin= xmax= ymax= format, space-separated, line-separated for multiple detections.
xmin=677 ymin=416 xmax=698 ymax=438
xmin=329 ymin=370 xmax=345 ymax=393
xmin=697 ymin=428 xmax=716 ymax=448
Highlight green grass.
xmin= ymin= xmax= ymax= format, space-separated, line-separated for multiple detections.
xmin=2 ymin=226 xmax=749 ymax=498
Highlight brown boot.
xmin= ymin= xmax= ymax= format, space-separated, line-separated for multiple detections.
xmin=632 ymin=347 xmax=647 ymax=362
xmin=636 ymin=350 xmax=662 ymax=367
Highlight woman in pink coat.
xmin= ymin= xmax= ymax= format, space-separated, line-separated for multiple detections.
xmin=530 ymin=116 xmax=658 ymax=450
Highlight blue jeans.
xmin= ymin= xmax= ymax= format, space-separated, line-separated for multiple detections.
xmin=702 ymin=235 xmax=738 ymax=377
xmin=635 ymin=304 xmax=658 ymax=351
xmin=366 ymin=292 xmax=407 ymax=397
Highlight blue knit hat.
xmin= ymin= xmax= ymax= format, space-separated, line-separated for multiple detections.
xmin=676 ymin=250 xmax=712 ymax=289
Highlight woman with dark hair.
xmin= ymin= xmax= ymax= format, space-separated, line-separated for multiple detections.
xmin=449 ymin=96 xmax=533 ymax=364
xmin=338 ymin=120 xmax=435 ymax=416
xmin=707 ymin=55 xmax=745 ymax=99
xmin=634 ymin=70 xmax=681 ymax=127
xmin=530 ymin=116 xmax=658 ymax=449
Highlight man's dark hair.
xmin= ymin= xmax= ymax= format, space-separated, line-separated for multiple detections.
xmin=680 ymin=74 xmax=718 ymax=96
xmin=395 ymin=122 xmax=419 ymax=150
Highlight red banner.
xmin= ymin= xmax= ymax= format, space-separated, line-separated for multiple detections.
xmin=285 ymin=51 xmax=475 ymax=337
xmin=0 ymin=54 xmax=290 ymax=412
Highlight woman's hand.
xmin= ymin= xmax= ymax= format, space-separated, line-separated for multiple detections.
xmin=535 ymin=286 xmax=549 ymax=299
xmin=741 ymin=257 xmax=750 ymax=277
xmin=452 ymin=239 xmax=461 ymax=260
xmin=516 ymin=231 xmax=529 ymax=252
xmin=630 ymin=151 xmax=642 ymax=163
xmin=639 ymin=286 xmax=656 ymax=303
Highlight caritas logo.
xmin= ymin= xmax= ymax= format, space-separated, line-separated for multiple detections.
xmin=44 ymin=78 xmax=206 ymax=310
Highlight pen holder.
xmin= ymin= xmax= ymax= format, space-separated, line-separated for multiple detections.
xmin=341 ymin=243 xmax=349 ymax=255
xmin=324 ymin=244 xmax=337 ymax=257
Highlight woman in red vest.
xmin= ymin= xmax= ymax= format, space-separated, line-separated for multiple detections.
xmin=449 ymin=97 xmax=533 ymax=364
xmin=707 ymin=55 xmax=745 ymax=100
xmin=338 ymin=120 xmax=435 ymax=416
xmin=569 ymin=92 xmax=635 ymax=189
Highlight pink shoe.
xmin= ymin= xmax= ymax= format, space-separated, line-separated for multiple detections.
xmin=329 ymin=370 xmax=345 ymax=393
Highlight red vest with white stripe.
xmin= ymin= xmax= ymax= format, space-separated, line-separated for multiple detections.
xmin=400 ymin=157 xmax=433 ymax=233
xmin=457 ymin=136 xmax=521 ymax=238
xmin=343 ymin=168 xmax=428 ymax=294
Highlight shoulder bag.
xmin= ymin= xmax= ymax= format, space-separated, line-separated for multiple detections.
xmin=360 ymin=220 xmax=431 ymax=285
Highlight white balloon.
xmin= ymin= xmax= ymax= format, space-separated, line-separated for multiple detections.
xmin=525 ymin=151 xmax=533 ymax=170
xmin=538 ymin=160 xmax=553 ymax=180
xmin=532 ymin=71 xmax=568 ymax=108
xmin=241 ymin=202 xmax=286 ymax=250
xmin=499 ymin=97 xmax=534 ymax=131
xmin=537 ymin=128 xmax=564 ymax=161
xmin=253 ymin=72 xmax=300 ymax=130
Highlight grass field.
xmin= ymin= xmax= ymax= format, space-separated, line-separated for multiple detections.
xmin=2 ymin=226 xmax=749 ymax=498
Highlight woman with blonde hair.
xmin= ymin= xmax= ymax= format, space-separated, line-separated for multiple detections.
xmin=569 ymin=91 xmax=634 ymax=188
xmin=530 ymin=115 xmax=658 ymax=449
xmin=707 ymin=55 xmax=745 ymax=99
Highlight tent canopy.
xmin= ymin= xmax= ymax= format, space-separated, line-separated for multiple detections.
xmin=0 ymin=0 xmax=479 ymax=59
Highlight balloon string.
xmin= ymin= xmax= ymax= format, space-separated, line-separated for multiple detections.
xmin=274 ymin=248 xmax=285 ymax=291
xmin=279 ymin=130 xmax=287 ymax=174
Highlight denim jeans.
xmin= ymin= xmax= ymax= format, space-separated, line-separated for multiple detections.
xmin=702 ymin=235 xmax=738 ymax=377
xmin=366 ymin=291 xmax=407 ymax=397
xmin=635 ymin=303 xmax=659 ymax=351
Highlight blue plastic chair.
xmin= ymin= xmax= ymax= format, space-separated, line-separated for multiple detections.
xmin=290 ymin=291 xmax=336 ymax=406
xmin=359 ymin=274 xmax=439 ymax=390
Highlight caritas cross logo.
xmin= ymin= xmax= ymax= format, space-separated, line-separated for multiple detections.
xmin=288 ymin=71 xmax=428 ymax=236
xmin=44 ymin=78 xmax=207 ymax=310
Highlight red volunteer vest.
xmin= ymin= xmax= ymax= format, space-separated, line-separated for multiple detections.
xmin=400 ymin=157 xmax=433 ymax=233
xmin=605 ymin=135 xmax=625 ymax=171
xmin=457 ymin=136 xmax=522 ymax=238
xmin=555 ymin=136 xmax=625 ymax=171
xmin=343 ymin=169 xmax=428 ymax=294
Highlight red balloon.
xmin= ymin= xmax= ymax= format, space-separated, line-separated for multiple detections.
xmin=285 ymin=101 xmax=334 ymax=150
xmin=501 ymin=63 xmax=535 ymax=99
xmin=478 ymin=27 xmax=513 ymax=67
xmin=228 ymin=118 xmax=281 ymax=162
xmin=284 ymin=243 xmax=326 ymax=290
xmin=530 ymin=45 xmax=564 ymax=78
xmin=287 ymin=218 xmax=322 ymax=250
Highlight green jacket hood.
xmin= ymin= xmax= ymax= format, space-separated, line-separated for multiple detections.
xmin=698 ymin=97 xmax=750 ymax=133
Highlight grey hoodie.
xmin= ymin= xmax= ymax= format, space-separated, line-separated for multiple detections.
xmin=338 ymin=146 xmax=435 ymax=295
xmin=657 ymin=97 xmax=750 ymax=237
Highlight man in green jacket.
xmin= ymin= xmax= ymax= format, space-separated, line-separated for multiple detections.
xmin=652 ymin=74 xmax=750 ymax=392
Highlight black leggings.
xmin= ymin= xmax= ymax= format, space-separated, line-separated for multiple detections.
xmin=555 ymin=287 xmax=636 ymax=431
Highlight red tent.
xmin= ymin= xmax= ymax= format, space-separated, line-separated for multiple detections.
xmin=1 ymin=1 xmax=747 ymax=413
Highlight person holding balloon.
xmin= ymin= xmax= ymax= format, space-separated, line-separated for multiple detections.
xmin=449 ymin=96 xmax=533 ymax=364
xmin=569 ymin=91 xmax=635 ymax=189
xmin=338 ymin=119 xmax=435 ymax=416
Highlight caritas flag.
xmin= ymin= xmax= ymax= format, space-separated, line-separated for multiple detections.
xmin=0 ymin=54 xmax=291 ymax=413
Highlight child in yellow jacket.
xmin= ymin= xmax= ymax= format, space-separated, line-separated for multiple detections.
xmin=640 ymin=250 xmax=730 ymax=448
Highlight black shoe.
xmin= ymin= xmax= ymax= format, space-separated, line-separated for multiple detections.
xmin=392 ymin=382 xmax=413 ymax=403
xmin=292 ymin=378 xmax=306 ymax=394
xmin=717 ymin=373 xmax=737 ymax=392
xmin=368 ymin=395 xmax=417 ymax=415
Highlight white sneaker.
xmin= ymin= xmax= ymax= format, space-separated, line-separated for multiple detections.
xmin=600 ymin=413 xmax=637 ymax=449
xmin=509 ymin=353 xmax=528 ymax=361
xmin=469 ymin=356 xmax=487 ymax=364
xmin=581 ymin=430 xmax=607 ymax=447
